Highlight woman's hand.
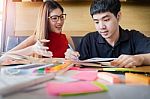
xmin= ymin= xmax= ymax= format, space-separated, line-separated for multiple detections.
xmin=64 ymin=49 xmax=80 ymax=61
xmin=111 ymin=54 xmax=144 ymax=68
xmin=0 ymin=53 xmax=10 ymax=63
xmin=0 ymin=39 xmax=53 ymax=63
xmin=32 ymin=39 xmax=53 ymax=58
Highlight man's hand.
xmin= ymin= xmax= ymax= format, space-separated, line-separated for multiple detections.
xmin=111 ymin=54 xmax=144 ymax=68
xmin=64 ymin=49 xmax=80 ymax=61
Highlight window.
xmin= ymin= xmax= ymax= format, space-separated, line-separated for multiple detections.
xmin=0 ymin=0 xmax=3 ymax=50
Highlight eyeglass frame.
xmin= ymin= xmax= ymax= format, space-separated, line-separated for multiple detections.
xmin=48 ymin=14 xmax=66 ymax=22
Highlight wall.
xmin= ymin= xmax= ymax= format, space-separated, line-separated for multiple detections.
xmin=120 ymin=3 xmax=150 ymax=36
xmin=15 ymin=1 xmax=150 ymax=36
xmin=15 ymin=2 xmax=41 ymax=36
xmin=15 ymin=1 xmax=95 ymax=36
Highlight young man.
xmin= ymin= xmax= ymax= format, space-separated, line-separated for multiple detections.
xmin=65 ymin=0 xmax=150 ymax=68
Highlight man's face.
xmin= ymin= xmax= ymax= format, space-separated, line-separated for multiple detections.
xmin=92 ymin=12 xmax=120 ymax=40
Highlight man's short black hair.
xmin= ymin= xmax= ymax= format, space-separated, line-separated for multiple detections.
xmin=90 ymin=0 xmax=121 ymax=17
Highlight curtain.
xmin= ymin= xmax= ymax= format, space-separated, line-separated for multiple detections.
xmin=1 ymin=0 xmax=16 ymax=52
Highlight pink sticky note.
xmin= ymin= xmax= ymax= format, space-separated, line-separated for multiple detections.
xmin=72 ymin=71 xmax=97 ymax=81
xmin=46 ymin=81 xmax=104 ymax=96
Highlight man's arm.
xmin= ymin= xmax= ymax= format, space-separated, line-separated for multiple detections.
xmin=140 ymin=53 xmax=150 ymax=65
xmin=111 ymin=53 xmax=150 ymax=68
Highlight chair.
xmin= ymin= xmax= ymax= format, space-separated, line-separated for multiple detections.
xmin=71 ymin=36 xmax=83 ymax=50
xmin=5 ymin=36 xmax=28 ymax=51
xmin=5 ymin=35 xmax=83 ymax=51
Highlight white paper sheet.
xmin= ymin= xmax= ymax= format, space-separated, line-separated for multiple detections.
xmin=79 ymin=58 xmax=116 ymax=63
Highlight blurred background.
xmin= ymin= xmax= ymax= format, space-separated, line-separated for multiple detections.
xmin=0 ymin=0 xmax=150 ymax=52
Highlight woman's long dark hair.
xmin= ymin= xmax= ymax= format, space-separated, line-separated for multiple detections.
xmin=35 ymin=0 xmax=64 ymax=40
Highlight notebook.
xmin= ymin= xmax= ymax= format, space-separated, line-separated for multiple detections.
xmin=0 ymin=62 xmax=73 ymax=96
xmin=0 ymin=72 xmax=55 ymax=95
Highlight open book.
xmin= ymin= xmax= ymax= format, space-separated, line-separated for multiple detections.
xmin=74 ymin=58 xmax=116 ymax=68
xmin=79 ymin=58 xmax=116 ymax=63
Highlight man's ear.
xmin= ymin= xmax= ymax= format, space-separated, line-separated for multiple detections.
xmin=117 ymin=11 xmax=121 ymax=22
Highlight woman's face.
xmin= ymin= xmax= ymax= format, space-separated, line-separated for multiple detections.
xmin=49 ymin=8 xmax=66 ymax=33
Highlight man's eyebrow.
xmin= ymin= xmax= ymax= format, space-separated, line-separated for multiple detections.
xmin=93 ymin=19 xmax=99 ymax=21
xmin=102 ymin=15 xmax=110 ymax=19
xmin=93 ymin=15 xmax=110 ymax=21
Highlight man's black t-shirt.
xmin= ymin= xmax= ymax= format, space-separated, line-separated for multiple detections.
xmin=78 ymin=27 xmax=150 ymax=60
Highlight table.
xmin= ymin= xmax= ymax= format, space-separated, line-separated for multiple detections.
xmin=1 ymin=62 xmax=150 ymax=99
xmin=3 ymin=84 xmax=150 ymax=99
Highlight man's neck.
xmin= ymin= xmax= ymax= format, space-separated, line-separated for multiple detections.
xmin=106 ymin=30 xmax=120 ymax=47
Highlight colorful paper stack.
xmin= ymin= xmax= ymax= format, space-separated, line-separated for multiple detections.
xmin=33 ymin=62 xmax=72 ymax=75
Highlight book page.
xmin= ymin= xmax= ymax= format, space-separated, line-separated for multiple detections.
xmin=79 ymin=58 xmax=116 ymax=63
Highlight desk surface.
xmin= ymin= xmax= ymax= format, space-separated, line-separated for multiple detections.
xmin=3 ymin=84 xmax=150 ymax=99
xmin=1 ymin=64 xmax=150 ymax=99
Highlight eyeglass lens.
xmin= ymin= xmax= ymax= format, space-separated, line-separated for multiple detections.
xmin=50 ymin=14 xmax=66 ymax=22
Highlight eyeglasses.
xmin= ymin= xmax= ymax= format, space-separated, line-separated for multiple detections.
xmin=48 ymin=14 xmax=66 ymax=22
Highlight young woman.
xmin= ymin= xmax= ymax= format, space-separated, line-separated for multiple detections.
xmin=1 ymin=0 xmax=74 ymax=61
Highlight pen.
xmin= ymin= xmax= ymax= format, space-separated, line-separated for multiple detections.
xmin=68 ymin=44 xmax=74 ymax=51
xmin=68 ymin=44 xmax=80 ymax=61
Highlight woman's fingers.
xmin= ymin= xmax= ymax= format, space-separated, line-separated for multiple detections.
xmin=33 ymin=40 xmax=52 ymax=57
xmin=34 ymin=48 xmax=53 ymax=58
xmin=39 ymin=39 xmax=50 ymax=43
xmin=64 ymin=49 xmax=80 ymax=61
